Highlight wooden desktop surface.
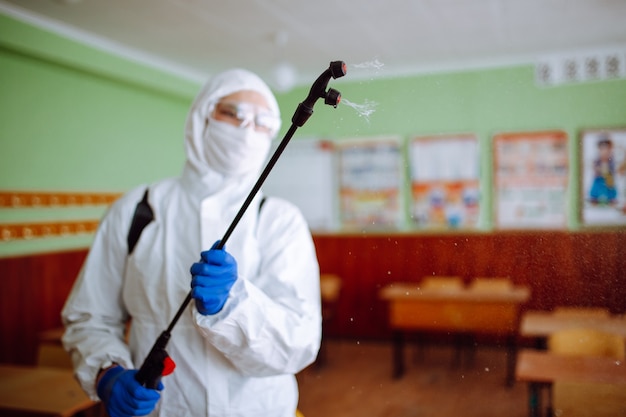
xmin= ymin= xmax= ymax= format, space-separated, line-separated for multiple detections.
xmin=380 ymin=283 xmax=530 ymax=333
xmin=516 ymin=349 xmax=626 ymax=385
xmin=38 ymin=328 xmax=65 ymax=344
xmin=0 ymin=365 xmax=94 ymax=417
xmin=520 ymin=311 xmax=626 ymax=338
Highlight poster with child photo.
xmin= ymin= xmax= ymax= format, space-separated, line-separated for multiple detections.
xmin=580 ymin=128 xmax=626 ymax=226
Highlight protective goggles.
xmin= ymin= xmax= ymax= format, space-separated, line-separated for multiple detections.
xmin=213 ymin=101 xmax=280 ymax=134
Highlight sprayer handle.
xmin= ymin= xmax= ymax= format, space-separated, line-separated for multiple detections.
xmin=135 ymin=331 xmax=176 ymax=389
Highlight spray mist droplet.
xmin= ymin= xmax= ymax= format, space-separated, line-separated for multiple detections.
xmin=341 ymin=98 xmax=378 ymax=124
xmin=352 ymin=59 xmax=385 ymax=71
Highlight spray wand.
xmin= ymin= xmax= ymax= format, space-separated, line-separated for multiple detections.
xmin=134 ymin=61 xmax=347 ymax=388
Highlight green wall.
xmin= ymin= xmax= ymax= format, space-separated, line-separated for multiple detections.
xmin=0 ymin=13 xmax=200 ymax=191
xmin=0 ymin=13 xmax=199 ymax=256
xmin=1 ymin=12 xmax=625 ymax=257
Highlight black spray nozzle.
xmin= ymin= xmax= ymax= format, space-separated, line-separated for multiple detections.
xmin=292 ymin=60 xmax=347 ymax=127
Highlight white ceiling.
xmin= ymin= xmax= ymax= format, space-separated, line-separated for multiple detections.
xmin=2 ymin=0 xmax=626 ymax=90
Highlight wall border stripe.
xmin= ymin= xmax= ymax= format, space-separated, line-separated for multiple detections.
xmin=0 ymin=220 xmax=100 ymax=241
xmin=0 ymin=191 xmax=121 ymax=208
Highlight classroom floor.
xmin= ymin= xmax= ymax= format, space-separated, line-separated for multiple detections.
xmin=297 ymin=339 xmax=529 ymax=417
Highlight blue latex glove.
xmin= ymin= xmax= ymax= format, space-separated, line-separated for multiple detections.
xmin=97 ymin=366 xmax=162 ymax=417
xmin=190 ymin=241 xmax=238 ymax=315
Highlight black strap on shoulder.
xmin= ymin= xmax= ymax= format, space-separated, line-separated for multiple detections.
xmin=259 ymin=196 xmax=267 ymax=212
xmin=127 ymin=192 xmax=262 ymax=255
xmin=127 ymin=188 xmax=154 ymax=255
xmin=255 ymin=196 xmax=268 ymax=236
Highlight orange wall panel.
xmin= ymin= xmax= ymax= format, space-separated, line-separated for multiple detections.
xmin=313 ymin=232 xmax=626 ymax=338
xmin=0 ymin=250 xmax=87 ymax=364
xmin=0 ymin=231 xmax=624 ymax=364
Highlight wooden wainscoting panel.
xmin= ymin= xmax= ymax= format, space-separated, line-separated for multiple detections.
xmin=0 ymin=250 xmax=88 ymax=364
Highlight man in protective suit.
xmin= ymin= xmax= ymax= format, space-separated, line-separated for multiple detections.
xmin=62 ymin=69 xmax=322 ymax=417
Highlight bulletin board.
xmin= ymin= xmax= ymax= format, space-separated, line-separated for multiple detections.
xmin=337 ymin=136 xmax=403 ymax=229
xmin=262 ymin=138 xmax=337 ymax=231
xmin=580 ymin=127 xmax=626 ymax=227
xmin=408 ymin=134 xmax=480 ymax=229
xmin=493 ymin=130 xmax=569 ymax=229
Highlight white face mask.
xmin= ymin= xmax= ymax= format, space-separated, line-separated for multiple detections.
xmin=203 ymin=118 xmax=271 ymax=176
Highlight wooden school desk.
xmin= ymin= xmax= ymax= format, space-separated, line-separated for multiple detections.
xmin=520 ymin=310 xmax=626 ymax=348
xmin=0 ymin=365 xmax=95 ymax=417
xmin=379 ymin=282 xmax=530 ymax=385
xmin=515 ymin=349 xmax=626 ymax=417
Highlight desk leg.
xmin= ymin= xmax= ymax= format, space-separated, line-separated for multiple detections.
xmin=528 ymin=382 xmax=542 ymax=417
xmin=392 ymin=330 xmax=405 ymax=379
xmin=506 ymin=334 xmax=516 ymax=387
xmin=535 ymin=337 xmax=547 ymax=350
xmin=545 ymin=384 xmax=553 ymax=417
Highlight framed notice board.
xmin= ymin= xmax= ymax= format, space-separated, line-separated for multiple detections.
xmin=493 ymin=130 xmax=569 ymax=229
xmin=336 ymin=136 xmax=403 ymax=229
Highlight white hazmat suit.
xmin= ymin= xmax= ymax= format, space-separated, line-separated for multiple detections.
xmin=62 ymin=69 xmax=322 ymax=417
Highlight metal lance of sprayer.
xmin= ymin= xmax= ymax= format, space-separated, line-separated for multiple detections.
xmin=134 ymin=61 xmax=347 ymax=389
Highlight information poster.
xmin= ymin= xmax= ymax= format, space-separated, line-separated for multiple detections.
xmin=337 ymin=137 xmax=403 ymax=229
xmin=494 ymin=131 xmax=569 ymax=229
xmin=580 ymin=128 xmax=626 ymax=226
xmin=409 ymin=134 xmax=480 ymax=229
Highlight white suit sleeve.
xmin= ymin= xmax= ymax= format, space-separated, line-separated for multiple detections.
xmin=60 ymin=189 xmax=143 ymax=399
xmin=192 ymin=198 xmax=322 ymax=377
